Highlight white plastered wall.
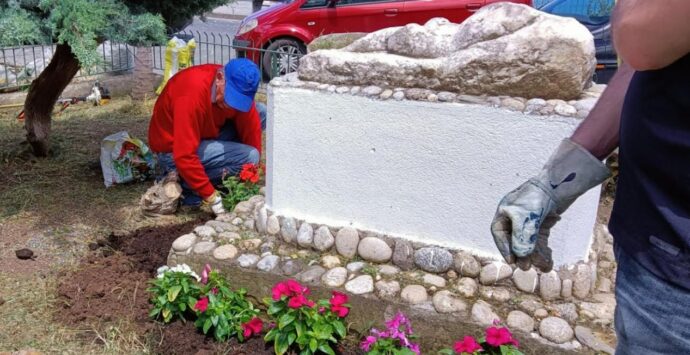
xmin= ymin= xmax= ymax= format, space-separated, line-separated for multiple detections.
xmin=266 ymin=86 xmax=599 ymax=266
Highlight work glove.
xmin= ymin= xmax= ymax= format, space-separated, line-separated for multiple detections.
xmin=490 ymin=138 xmax=610 ymax=272
xmin=204 ymin=191 xmax=227 ymax=216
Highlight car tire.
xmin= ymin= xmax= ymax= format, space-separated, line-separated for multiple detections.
xmin=262 ymin=39 xmax=306 ymax=79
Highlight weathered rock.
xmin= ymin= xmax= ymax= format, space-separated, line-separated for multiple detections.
xmin=260 ymin=241 xmax=275 ymax=254
xmin=346 ymin=261 xmax=367 ymax=273
xmin=524 ymin=98 xmax=547 ymax=113
xmin=415 ymin=247 xmax=453 ymax=273
xmin=433 ymin=290 xmax=467 ymax=313
xmin=547 ymin=303 xmax=578 ymax=323
xmin=380 ymin=89 xmax=393 ymax=99
xmin=597 ymin=278 xmax=612 ymax=293
xmin=507 ymin=310 xmax=535 ymax=333
xmin=281 ymin=259 xmax=304 ymax=276
xmin=437 ymin=91 xmax=457 ymax=102
xmin=480 ymin=286 xmax=511 ymax=303
xmin=401 ymin=285 xmax=428 ymax=304
xmin=376 ymin=280 xmax=401 ymax=298
xmin=512 ymin=267 xmax=538 ymax=293
xmin=256 ymin=206 xmax=268 ymax=233
xmin=299 ymin=3 xmax=595 ymax=100
xmin=358 ymin=237 xmax=393 ymax=262
xmin=237 ymin=254 xmax=260 ymax=268
xmin=266 ymin=215 xmax=280 ymax=235
xmin=579 ymin=294 xmax=615 ymax=324
xmin=234 ymin=201 xmax=253 ymax=215
xmin=539 ymin=317 xmax=574 ymax=344
xmin=257 ymin=255 xmax=280 ymax=272
xmin=213 ymin=245 xmax=238 ymax=260
xmin=314 ymin=226 xmax=335 ymax=251
xmin=540 ymin=271 xmax=561 ymax=300
xmin=561 ymin=279 xmax=573 ymax=298
xmin=555 ymin=103 xmax=577 ymax=116
xmin=471 ymin=300 xmax=500 ymax=326
xmin=454 ymin=252 xmax=481 ymax=278
xmin=243 ymin=219 xmax=255 ymax=231
xmin=362 ymin=85 xmax=383 ymax=96
xmin=479 ymin=262 xmax=512 ymax=285
xmin=393 ymin=240 xmax=415 ymax=270
xmin=518 ymin=297 xmax=544 ymax=315
xmin=575 ymin=326 xmax=615 ymax=354
xmin=308 ymin=32 xmax=367 ymax=52
xmin=206 ymin=220 xmax=237 ymax=233
xmin=573 ymin=264 xmax=592 ymax=299
xmin=297 ymin=223 xmax=314 ymax=248
xmin=336 ymin=86 xmax=350 ymax=94
xmin=321 ymin=255 xmax=341 ymax=269
xmin=322 ymin=267 xmax=348 ymax=287
xmin=502 ymin=97 xmax=526 ymax=111
xmin=393 ymin=91 xmax=405 ymax=101
xmin=280 ymin=217 xmax=298 ymax=244
xmin=335 ymin=227 xmax=359 ymax=258
xmin=534 ymin=308 xmax=549 ymax=319
xmin=193 ymin=241 xmax=217 ymax=254
xmin=194 ymin=226 xmax=216 ymax=240
xmin=172 ymin=234 xmax=196 ymax=252
xmin=378 ymin=265 xmax=400 ymax=276
xmin=345 ymin=275 xmax=374 ymax=294
xmin=455 ymin=277 xmax=478 ymax=298
xmin=231 ymin=217 xmax=243 ymax=226
xmin=218 ymin=232 xmax=241 ymax=243
xmin=239 ymin=238 xmax=262 ymax=250
xmin=422 ymin=273 xmax=447 ymax=288
xmin=297 ymin=266 xmax=327 ymax=285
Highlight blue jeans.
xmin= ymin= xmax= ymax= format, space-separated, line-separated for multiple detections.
xmin=614 ymin=244 xmax=690 ymax=354
xmin=156 ymin=103 xmax=267 ymax=206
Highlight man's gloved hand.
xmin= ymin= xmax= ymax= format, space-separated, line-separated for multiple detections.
xmin=490 ymin=139 xmax=610 ymax=272
xmin=204 ymin=191 xmax=227 ymax=216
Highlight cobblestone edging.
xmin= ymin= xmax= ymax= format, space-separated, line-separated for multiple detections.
xmin=169 ymin=193 xmax=616 ymax=353
xmin=270 ymin=73 xmax=605 ymax=120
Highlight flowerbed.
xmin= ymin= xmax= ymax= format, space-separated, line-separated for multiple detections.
xmin=149 ymin=263 xmax=524 ymax=355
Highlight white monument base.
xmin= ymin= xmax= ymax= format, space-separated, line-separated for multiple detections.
xmin=266 ymin=86 xmax=600 ymax=267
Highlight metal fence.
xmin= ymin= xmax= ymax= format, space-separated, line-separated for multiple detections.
xmin=0 ymin=41 xmax=134 ymax=90
xmin=153 ymin=31 xmax=304 ymax=82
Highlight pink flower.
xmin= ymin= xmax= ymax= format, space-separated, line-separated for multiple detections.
xmin=285 ymin=279 xmax=305 ymax=294
xmin=200 ymin=264 xmax=212 ymax=284
xmin=272 ymin=282 xmax=290 ymax=301
xmin=287 ymin=294 xmax=310 ymax=309
xmin=193 ymin=297 xmax=209 ymax=312
xmin=242 ymin=317 xmax=263 ymax=338
xmin=329 ymin=291 xmax=350 ymax=317
xmin=409 ymin=343 xmax=421 ymax=355
xmin=360 ymin=336 xmax=377 ymax=351
xmin=454 ymin=336 xmax=483 ymax=354
xmin=485 ymin=326 xmax=517 ymax=347
xmin=211 ymin=287 xmax=219 ymax=295
xmin=331 ymin=304 xmax=349 ymax=318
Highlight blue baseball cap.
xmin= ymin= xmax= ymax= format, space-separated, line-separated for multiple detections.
xmin=224 ymin=58 xmax=260 ymax=112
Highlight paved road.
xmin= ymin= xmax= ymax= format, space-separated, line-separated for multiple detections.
xmin=183 ymin=16 xmax=241 ymax=37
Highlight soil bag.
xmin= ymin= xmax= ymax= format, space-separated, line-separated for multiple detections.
xmin=100 ymin=131 xmax=156 ymax=187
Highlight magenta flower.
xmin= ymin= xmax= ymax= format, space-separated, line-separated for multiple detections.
xmin=485 ymin=326 xmax=518 ymax=347
xmin=200 ymin=264 xmax=212 ymax=284
xmin=454 ymin=336 xmax=483 ymax=354
xmin=360 ymin=336 xmax=377 ymax=351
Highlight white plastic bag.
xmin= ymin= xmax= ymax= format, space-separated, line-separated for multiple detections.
xmin=100 ymin=131 xmax=156 ymax=187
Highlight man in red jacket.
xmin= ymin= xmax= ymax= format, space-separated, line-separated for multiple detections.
xmin=148 ymin=58 xmax=265 ymax=215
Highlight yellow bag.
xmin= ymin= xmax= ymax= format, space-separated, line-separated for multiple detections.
xmin=156 ymin=37 xmax=197 ymax=94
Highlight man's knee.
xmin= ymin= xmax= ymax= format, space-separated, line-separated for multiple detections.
xmin=246 ymin=147 xmax=260 ymax=165
xmin=256 ymin=102 xmax=267 ymax=131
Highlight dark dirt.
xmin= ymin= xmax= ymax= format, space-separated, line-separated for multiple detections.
xmin=54 ymin=218 xmax=362 ymax=355
xmin=15 ymin=248 xmax=34 ymax=260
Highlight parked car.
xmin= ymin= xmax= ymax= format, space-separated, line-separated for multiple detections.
xmin=539 ymin=0 xmax=617 ymax=83
xmin=234 ymin=0 xmax=533 ymax=78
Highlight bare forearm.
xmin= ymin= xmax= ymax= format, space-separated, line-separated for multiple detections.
xmin=570 ymin=63 xmax=634 ymax=160
xmin=613 ymin=0 xmax=690 ymax=70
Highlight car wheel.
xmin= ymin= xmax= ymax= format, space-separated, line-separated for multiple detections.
xmin=262 ymin=39 xmax=305 ymax=79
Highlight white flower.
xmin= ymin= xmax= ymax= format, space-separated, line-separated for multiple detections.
xmin=156 ymin=265 xmax=170 ymax=276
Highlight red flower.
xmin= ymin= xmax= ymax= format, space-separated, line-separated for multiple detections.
xmin=242 ymin=317 xmax=264 ymax=338
xmin=272 ymin=282 xmax=290 ymax=301
xmin=329 ymin=291 xmax=350 ymax=317
xmin=454 ymin=336 xmax=483 ymax=354
xmin=485 ymin=326 xmax=518 ymax=347
xmin=239 ymin=163 xmax=260 ymax=183
xmin=194 ymin=297 xmax=209 ymax=313
xmin=287 ymin=294 xmax=312 ymax=309
xmin=286 ymin=279 xmax=306 ymax=294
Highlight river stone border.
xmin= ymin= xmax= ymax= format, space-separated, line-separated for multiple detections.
xmin=169 ymin=193 xmax=616 ymax=353
xmin=270 ymin=72 xmax=605 ymax=120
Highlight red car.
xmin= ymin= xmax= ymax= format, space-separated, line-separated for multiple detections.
xmin=234 ymin=0 xmax=533 ymax=78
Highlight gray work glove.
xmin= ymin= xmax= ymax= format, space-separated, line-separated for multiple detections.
xmin=204 ymin=191 xmax=228 ymax=216
xmin=490 ymin=138 xmax=610 ymax=272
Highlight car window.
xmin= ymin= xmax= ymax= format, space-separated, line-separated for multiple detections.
xmin=542 ymin=0 xmax=613 ymax=25
xmin=339 ymin=0 xmax=396 ymax=5
xmin=301 ymin=0 xmax=328 ymax=8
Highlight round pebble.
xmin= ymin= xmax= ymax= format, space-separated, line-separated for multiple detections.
xmin=539 ymin=317 xmax=574 ymax=344
xmin=401 ymin=285 xmax=428 ymax=304
xmin=213 ymin=245 xmax=238 ymax=260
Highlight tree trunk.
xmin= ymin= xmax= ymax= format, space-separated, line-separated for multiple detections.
xmin=24 ymin=44 xmax=81 ymax=157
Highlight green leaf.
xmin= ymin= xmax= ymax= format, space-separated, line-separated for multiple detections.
xmin=295 ymin=320 xmax=305 ymax=338
xmin=167 ymin=285 xmax=182 ymax=302
xmin=203 ymin=318 xmax=212 ymax=334
xmin=333 ymin=321 xmax=346 ymax=339
xmin=178 ymin=302 xmax=187 ymax=312
xmin=149 ymin=308 xmax=161 ymax=318
xmin=279 ymin=312 xmax=296 ymax=329
xmin=317 ymin=343 xmax=335 ymax=355
xmin=287 ymin=332 xmax=296 ymax=346
xmin=268 ymin=302 xmax=285 ymax=315
xmin=438 ymin=349 xmax=454 ymax=355
xmin=276 ymin=334 xmax=290 ymax=355
xmin=309 ymin=338 xmax=318 ymax=353
xmin=161 ymin=308 xmax=171 ymax=321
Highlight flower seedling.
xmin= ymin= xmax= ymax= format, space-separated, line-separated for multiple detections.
xmin=222 ymin=163 xmax=262 ymax=211
xmin=360 ymin=311 xmax=420 ymax=355
xmin=440 ymin=322 xmax=523 ymax=355
xmin=148 ymin=264 xmax=202 ymax=323
xmin=264 ymin=280 xmax=350 ymax=355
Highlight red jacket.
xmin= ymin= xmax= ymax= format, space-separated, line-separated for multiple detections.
xmin=148 ymin=64 xmax=262 ymax=199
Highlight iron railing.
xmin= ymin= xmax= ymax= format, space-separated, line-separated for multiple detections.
xmin=0 ymin=41 xmax=134 ymax=90
xmin=153 ymin=30 xmax=304 ymax=82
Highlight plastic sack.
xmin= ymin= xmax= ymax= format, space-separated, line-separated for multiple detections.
xmin=156 ymin=36 xmax=197 ymax=95
xmin=100 ymin=131 xmax=157 ymax=187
